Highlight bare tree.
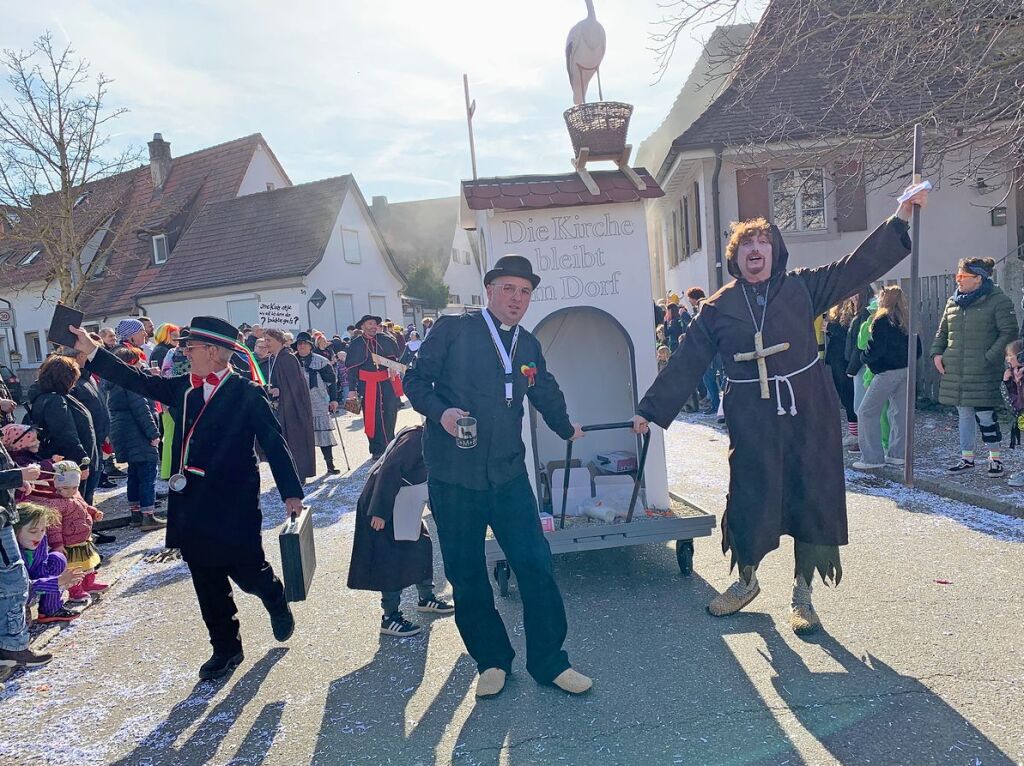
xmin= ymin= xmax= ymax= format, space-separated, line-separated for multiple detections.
xmin=650 ymin=0 xmax=1024 ymax=195
xmin=0 ymin=32 xmax=142 ymax=306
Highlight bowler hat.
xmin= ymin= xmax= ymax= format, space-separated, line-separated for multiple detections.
xmin=355 ymin=314 xmax=382 ymax=329
xmin=483 ymin=255 xmax=541 ymax=289
xmin=178 ymin=316 xmax=241 ymax=351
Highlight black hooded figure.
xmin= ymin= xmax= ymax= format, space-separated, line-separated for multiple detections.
xmin=636 ymin=214 xmax=913 ymax=632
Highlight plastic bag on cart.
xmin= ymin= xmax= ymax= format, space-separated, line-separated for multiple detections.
xmin=577 ymin=490 xmax=639 ymax=524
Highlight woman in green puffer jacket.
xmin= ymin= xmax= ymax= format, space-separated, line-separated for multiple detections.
xmin=929 ymin=257 xmax=1018 ymax=476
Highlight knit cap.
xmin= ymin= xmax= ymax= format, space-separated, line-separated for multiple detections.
xmin=1 ymin=423 xmax=34 ymax=449
xmin=52 ymin=460 xmax=82 ymax=489
xmin=115 ymin=318 xmax=145 ymax=342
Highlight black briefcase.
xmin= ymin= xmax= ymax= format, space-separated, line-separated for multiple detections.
xmin=279 ymin=506 xmax=316 ymax=602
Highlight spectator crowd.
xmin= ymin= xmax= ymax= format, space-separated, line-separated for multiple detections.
xmin=0 ymin=312 xmax=435 ymax=673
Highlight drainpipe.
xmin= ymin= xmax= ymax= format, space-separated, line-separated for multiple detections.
xmin=711 ymin=144 xmax=725 ymax=289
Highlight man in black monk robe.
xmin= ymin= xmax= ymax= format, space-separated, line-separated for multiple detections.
xmin=632 ymin=185 xmax=928 ymax=634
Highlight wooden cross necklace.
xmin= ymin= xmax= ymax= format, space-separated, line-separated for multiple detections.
xmin=734 ymin=278 xmax=791 ymax=399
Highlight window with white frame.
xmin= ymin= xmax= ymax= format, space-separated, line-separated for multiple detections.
xmin=342 ymin=228 xmax=362 ymax=263
xmin=24 ymin=332 xmax=41 ymax=363
xmin=770 ymin=168 xmax=827 ymax=232
xmin=368 ymin=294 xmax=388 ymax=320
xmin=265 ymin=182 xmax=275 ymax=192
xmin=448 ymin=292 xmax=461 ymax=305
xmin=333 ymin=293 xmax=355 ymax=335
xmin=226 ymin=298 xmax=259 ymax=328
xmin=19 ymin=248 xmax=41 ymax=266
xmin=152 ymin=234 xmax=169 ymax=265
xmin=471 ymin=294 xmax=482 ymax=305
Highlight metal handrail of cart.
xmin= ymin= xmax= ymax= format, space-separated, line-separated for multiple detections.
xmin=485 ymin=421 xmax=716 ymax=597
xmin=558 ymin=421 xmax=650 ymax=529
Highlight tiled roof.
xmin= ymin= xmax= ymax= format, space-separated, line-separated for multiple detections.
xmin=374 ymin=196 xmax=458 ymax=276
xmin=462 ymin=169 xmax=663 ymax=212
xmin=0 ymin=134 xmax=273 ymax=319
xmin=139 ymin=176 xmax=350 ymax=298
xmin=666 ymin=3 xmax=969 ymax=163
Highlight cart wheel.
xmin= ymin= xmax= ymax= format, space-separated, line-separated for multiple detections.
xmin=676 ymin=539 xmax=694 ymax=576
xmin=493 ymin=561 xmax=511 ymax=597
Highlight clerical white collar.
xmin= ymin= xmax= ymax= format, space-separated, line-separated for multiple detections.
xmin=486 ymin=308 xmax=515 ymax=332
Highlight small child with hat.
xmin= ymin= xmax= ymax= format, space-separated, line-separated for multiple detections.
xmin=1 ymin=424 xmax=57 ymax=501
xmin=41 ymin=460 xmax=108 ymax=601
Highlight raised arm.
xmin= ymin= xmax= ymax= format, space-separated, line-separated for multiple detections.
xmin=71 ymin=326 xmax=184 ymax=407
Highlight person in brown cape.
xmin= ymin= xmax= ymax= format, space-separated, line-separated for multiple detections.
xmin=632 ymin=184 xmax=928 ymax=635
xmin=347 ymin=425 xmax=453 ymax=637
xmin=264 ymin=329 xmax=316 ymax=481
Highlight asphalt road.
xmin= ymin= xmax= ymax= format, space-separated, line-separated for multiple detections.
xmin=1 ymin=409 xmax=1021 ymax=766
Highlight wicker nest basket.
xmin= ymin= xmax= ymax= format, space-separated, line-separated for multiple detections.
xmin=563 ymin=101 xmax=633 ymax=156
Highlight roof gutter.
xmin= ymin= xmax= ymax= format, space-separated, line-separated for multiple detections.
xmin=711 ymin=144 xmax=725 ymax=290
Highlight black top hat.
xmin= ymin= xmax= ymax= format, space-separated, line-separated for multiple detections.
xmin=483 ymin=255 xmax=541 ymax=288
xmin=355 ymin=314 xmax=382 ymax=329
xmin=178 ymin=316 xmax=241 ymax=350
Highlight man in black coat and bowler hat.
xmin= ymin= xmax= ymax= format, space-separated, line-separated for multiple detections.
xmin=345 ymin=314 xmax=402 ymax=459
xmin=69 ymin=316 xmax=305 ymax=681
xmin=404 ymin=254 xmax=592 ymax=698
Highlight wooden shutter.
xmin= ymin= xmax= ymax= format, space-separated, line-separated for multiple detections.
xmin=681 ymin=198 xmax=691 ymax=258
xmin=835 ymin=161 xmax=868 ymax=232
xmin=692 ymin=181 xmax=702 ymax=249
xmin=736 ymin=169 xmax=771 ymax=222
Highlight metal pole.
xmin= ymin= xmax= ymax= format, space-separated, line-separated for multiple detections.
xmin=463 ymin=74 xmax=478 ymax=180
xmin=904 ymin=124 xmax=924 ymax=487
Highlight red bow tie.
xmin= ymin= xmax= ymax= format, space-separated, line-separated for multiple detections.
xmin=190 ymin=372 xmax=223 ymax=388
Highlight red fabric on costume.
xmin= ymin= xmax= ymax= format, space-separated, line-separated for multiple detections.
xmin=359 ymin=369 xmax=390 ymax=439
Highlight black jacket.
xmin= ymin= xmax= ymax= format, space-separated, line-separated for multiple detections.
xmin=845 ymin=307 xmax=871 ymax=376
xmin=861 ymin=314 xmax=922 ymax=375
xmin=404 ymin=311 xmax=574 ymax=490
xmin=88 ymin=348 xmax=304 ymax=566
xmin=73 ymin=375 xmax=110 ymax=446
xmin=27 ymin=385 xmax=98 ymax=467
xmin=104 ymin=379 xmax=160 ymax=464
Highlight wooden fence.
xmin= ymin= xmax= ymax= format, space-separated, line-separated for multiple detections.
xmin=901 ymin=273 xmax=956 ymax=403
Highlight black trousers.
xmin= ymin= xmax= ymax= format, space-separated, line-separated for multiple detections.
xmin=187 ymin=560 xmax=287 ymax=656
xmin=428 ymin=474 xmax=570 ymax=684
xmin=366 ymin=384 xmax=399 ymax=456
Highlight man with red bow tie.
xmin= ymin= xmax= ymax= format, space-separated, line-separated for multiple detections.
xmin=70 ymin=316 xmax=304 ymax=682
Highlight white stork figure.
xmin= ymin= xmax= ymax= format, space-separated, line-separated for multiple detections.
xmin=565 ymin=0 xmax=606 ymax=105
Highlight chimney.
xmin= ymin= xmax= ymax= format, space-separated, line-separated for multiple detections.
xmin=371 ymin=195 xmax=389 ymax=226
xmin=148 ymin=133 xmax=172 ymax=190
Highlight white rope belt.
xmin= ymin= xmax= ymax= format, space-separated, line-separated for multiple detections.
xmin=727 ymin=357 xmax=820 ymax=416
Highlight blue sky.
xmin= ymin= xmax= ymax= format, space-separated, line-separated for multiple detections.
xmin=2 ymin=1 xmax=760 ymax=202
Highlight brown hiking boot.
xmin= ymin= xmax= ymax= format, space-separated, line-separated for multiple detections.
xmin=139 ymin=510 xmax=167 ymax=532
xmin=707 ymin=579 xmax=761 ymax=617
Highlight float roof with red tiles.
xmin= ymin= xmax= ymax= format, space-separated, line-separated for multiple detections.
xmin=462 ymin=168 xmax=663 ymax=213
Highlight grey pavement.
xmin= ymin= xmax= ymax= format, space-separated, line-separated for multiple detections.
xmin=0 ymin=407 xmax=1021 ymax=765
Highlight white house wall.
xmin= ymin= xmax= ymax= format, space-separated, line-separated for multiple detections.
xmin=236 ymin=144 xmax=291 ymax=197
xmin=443 ymin=225 xmax=484 ymax=307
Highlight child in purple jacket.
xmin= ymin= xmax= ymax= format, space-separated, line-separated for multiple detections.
xmin=13 ymin=502 xmax=84 ymax=623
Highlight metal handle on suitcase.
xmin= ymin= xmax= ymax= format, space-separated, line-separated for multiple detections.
xmin=559 ymin=421 xmax=651 ymax=529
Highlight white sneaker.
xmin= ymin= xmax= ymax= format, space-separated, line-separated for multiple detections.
xmin=842 ymin=434 xmax=858 ymax=447
xmin=1008 ymin=471 xmax=1024 ymax=488
xmin=851 ymin=460 xmax=885 ymax=470
xmin=885 ymin=457 xmax=905 ymax=466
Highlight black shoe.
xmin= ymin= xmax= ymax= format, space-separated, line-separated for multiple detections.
xmin=987 ymin=459 xmax=1004 ymax=477
xmin=269 ymin=602 xmax=295 ymax=642
xmin=947 ymin=459 xmax=975 ymax=473
xmin=107 ymin=466 xmax=127 ymax=478
xmin=0 ymin=647 xmax=53 ymax=668
xmin=326 ymin=466 xmax=341 ymax=475
xmin=198 ymin=651 xmax=244 ymax=681
xmin=98 ymin=478 xmax=118 ymax=489
xmin=156 ymin=490 xmax=168 ymax=499
xmin=416 ymin=596 xmax=455 ymax=615
xmin=380 ymin=611 xmax=422 ymax=637
xmin=93 ymin=531 xmax=116 ymax=544
xmin=154 ymin=498 xmax=165 ymax=508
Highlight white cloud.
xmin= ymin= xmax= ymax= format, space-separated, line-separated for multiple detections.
xmin=0 ymin=0 xmax=733 ymax=200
